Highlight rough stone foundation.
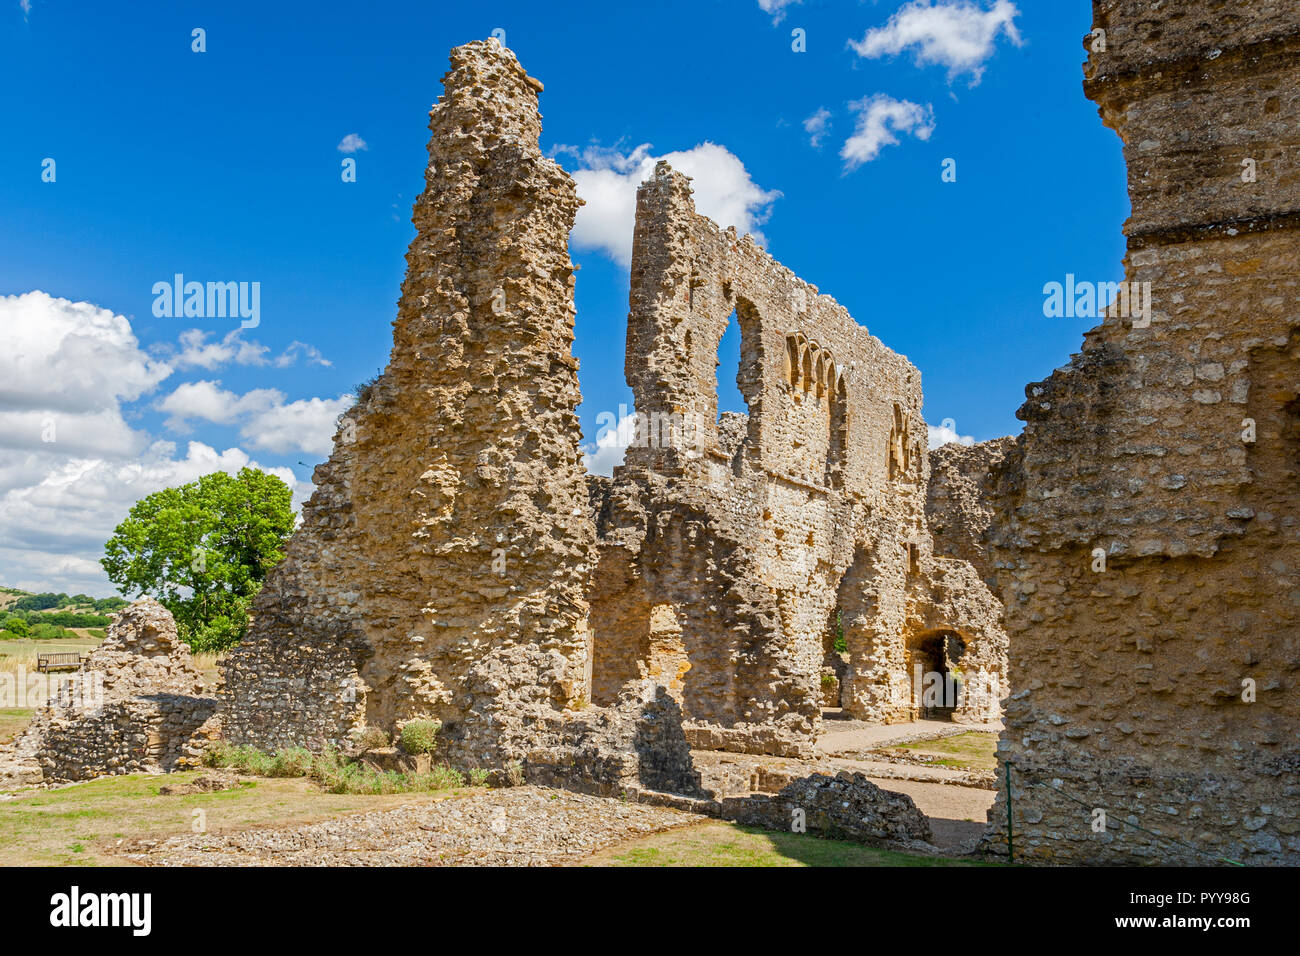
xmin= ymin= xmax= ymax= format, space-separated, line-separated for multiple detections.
xmin=0 ymin=599 xmax=218 ymax=787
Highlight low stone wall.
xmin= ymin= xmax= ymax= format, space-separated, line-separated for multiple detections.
xmin=218 ymin=616 xmax=367 ymax=753
xmin=981 ymin=751 xmax=1300 ymax=866
xmin=518 ymin=683 xmax=706 ymax=798
xmin=0 ymin=598 xmax=220 ymax=787
xmin=37 ymin=695 xmax=218 ymax=782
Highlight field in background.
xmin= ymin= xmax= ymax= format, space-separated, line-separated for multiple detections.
xmin=0 ymin=637 xmax=102 ymax=676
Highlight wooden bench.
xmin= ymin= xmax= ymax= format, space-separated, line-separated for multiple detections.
xmin=36 ymin=652 xmax=83 ymax=673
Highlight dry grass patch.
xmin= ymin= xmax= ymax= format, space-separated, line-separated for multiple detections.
xmin=0 ymin=637 xmax=101 ymax=675
xmin=0 ymin=770 xmax=469 ymax=866
xmin=0 ymin=708 xmax=32 ymax=745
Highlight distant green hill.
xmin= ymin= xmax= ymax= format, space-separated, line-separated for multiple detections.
xmin=0 ymin=587 xmax=127 ymax=639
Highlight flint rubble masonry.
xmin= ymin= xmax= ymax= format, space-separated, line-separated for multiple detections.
xmin=979 ymin=0 xmax=1300 ymax=866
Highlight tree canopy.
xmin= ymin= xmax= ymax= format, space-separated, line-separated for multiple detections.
xmin=101 ymin=468 xmax=296 ymax=651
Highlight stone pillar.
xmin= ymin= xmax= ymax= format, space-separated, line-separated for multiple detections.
xmin=220 ymin=39 xmax=595 ymax=761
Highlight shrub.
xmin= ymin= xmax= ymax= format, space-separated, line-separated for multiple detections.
xmin=399 ymin=719 xmax=442 ymax=755
xmin=504 ymin=761 xmax=525 ymax=787
xmin=821 ymin=673 xmax=837 ymax=688
xmin=29 ymin=622 xmax=73 ymax=640
xmin=203 ymin=743 xmax=275 ymax=775
xmin=203 ymin=742 xmax=466 ymax=794
xmin=467 ymin=767 xmax=490 ymax=788
xmin=353 ymin=725 xmax=390 ymax=752
xmin=268 ymin=747 xmax=314 ymax=777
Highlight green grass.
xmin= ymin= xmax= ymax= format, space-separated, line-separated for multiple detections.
xmin=890 ymin=731 xmax=999 ymax=771
xmin=0 ymin=770 xmax=469 ymax=866
xmin=0 ymin=708 xmax=33 ymax=744
xmin=202 ymin=742 xmax=473 ymax=794
xmin=588 ymin=821 xmax=996 ymax=867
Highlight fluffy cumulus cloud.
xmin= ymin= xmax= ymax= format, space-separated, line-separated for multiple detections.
xmin=337 ymin=133 xmax=368 ymax=153
xmin=840 ymin=95 xmax=935 ymax=170
xmin=158 ymin=380 xmax=352 ymax=455
xmin=557 ymin=142 xmax=781 ymax=267
xmin=928 ymin=419 xmax=976 ymax=449
xmin=848 ymin=0 xmax=1022 ymax=85
xmin=803 ymin=107 xmax=832 ymax=148
xmin=0 ymin=292 xmax=172 ymax=460
xmin=241 ymin=394 xmax=354 ymax=455
xmin=581 ymin=411 xmax=638 ymax=477
xmin=0 ymin=291 xmax=338 ymax=594
xmin=158 ymin=380 xmax=283 ymax=430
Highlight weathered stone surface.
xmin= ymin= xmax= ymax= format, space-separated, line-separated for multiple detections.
xmin=980 ymin=2 xmax=1300 ymax=866
xmin=0 ymin=599 xmax=218 ymax=787
xmin=588 ymin=163 xmax=1009 ymax=753
xmin=219 ymin=38 xmax=596 ymax=768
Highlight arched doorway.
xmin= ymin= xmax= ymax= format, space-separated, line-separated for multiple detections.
xmin=907 ymin=629 xmax=967 ymax=720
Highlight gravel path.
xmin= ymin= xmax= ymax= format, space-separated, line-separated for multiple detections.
xmin=117 ymin=786 xmax=702 ymax=867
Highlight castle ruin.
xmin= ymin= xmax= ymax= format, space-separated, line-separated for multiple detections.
xmin=974 ymin=1 xmax=1300 ymax=865
xmin=218 ymin=38 xmax=1008 ymax=770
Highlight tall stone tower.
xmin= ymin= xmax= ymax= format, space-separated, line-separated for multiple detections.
xmin=984 ymin=2 xmax=1300 ymax=864
xmin=220 ymin=39 xmax=596 ymax=764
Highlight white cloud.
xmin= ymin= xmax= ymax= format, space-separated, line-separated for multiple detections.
xmin=0 ymin=292 xmax=171 ymax=417
xmin=0 ymin=291 xmax=331 ymax=594
xmin=337 ymin=133 xmax=368 ymax=153
xmin=243 ymin=394 xmax=353 ymax=456
xmin=928 ymin=420 xmax=975 ymax=449
xmin=803 ymin=107 xmax=832 ymax=148
xmin=558 ymin=142 xmax=782 ymax=267
xmin=166 ymin=328 xmax=330 ymax=371
xmin=158 ymin=380 xmax=283 ymax=430
xmin=275 ymin=340 xmax=332 ymax=368
xmin=170 ymin=328 xmax=268 ymax=369
xmin=0 ymin=441 xmax=308 ymax=596
xmin=158 ymin=380 xmax=351 ymax=456
xmin=840 ymin=95 xmax=935 ymax=170
xmin=19 ymin=0 xmax=31 ymax=20
xmin=582 ymin=412 xmax=638 ymax=477
xmin=848 ymin=0 xmax=1022 ymax=85
xmin=0 ymin=291 xmax=170 ymax=459
xmin=757 ymin=0 xmax=801 ymax=25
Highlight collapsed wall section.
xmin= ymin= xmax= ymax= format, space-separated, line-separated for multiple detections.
xmin=220 ymin=39 xmax=596 ymax=767
xmin=0 ymin=600 xmax=218 ymax=787
xmin=983 ymin=2 xmax=1300 ymax=865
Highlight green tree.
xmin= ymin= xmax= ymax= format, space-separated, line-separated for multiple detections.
xmin=100 ymin=468 xmax=296 ymax=652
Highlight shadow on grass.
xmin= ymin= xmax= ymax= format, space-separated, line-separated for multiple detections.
xmin=597 ymin=821 xmax=1002 ymax=867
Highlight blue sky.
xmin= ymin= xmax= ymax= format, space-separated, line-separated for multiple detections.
xmin=0 ymin=0 xmax=1128 ymax=594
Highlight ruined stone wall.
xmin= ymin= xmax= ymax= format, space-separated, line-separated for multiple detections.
xmin=0 ymin=600 xmax=218 ymax=787
xmin=983 ymin=2 xmax=1300 ymax=865
xmin=589 ymin=164 xmax=1008 ymax=753
xmin=927 ymin=437 xmax=1017 ymax=583
xmin=221 ymin=39 xmax=596 ymax=767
